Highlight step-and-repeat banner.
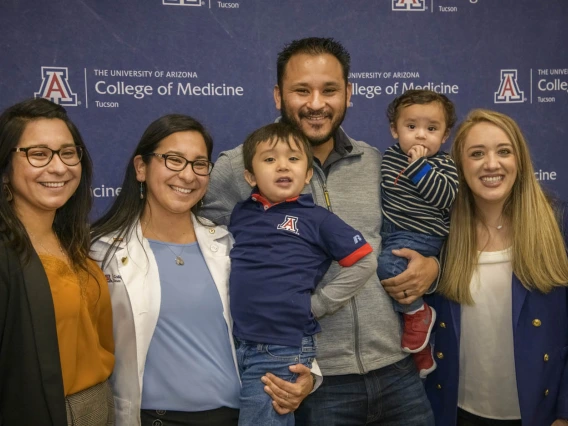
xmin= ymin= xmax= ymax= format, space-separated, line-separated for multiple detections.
xmin=1 ymin=0 xmax=566 ymax=217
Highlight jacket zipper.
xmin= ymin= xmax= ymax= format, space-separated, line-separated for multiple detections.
xmin=312 ymin=163 xmax=365 ymax=374
xmin=312 ymin=165 xmax=333 ymax=213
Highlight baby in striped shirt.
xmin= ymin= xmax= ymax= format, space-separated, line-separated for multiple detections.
xmin=378 ymin=89 xmax=458 ymax=378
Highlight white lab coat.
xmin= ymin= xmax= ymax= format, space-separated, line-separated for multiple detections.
xmin=90 ymin=215 xmax=236 ymax=426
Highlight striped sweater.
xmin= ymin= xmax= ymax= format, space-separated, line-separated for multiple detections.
xmin=381 ymin=143 xmax=458 ymax=237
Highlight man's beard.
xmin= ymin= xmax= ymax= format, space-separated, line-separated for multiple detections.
xmin=280 ymin=101 xmax=347 ymax=147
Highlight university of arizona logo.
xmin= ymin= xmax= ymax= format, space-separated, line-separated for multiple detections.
xmin=392 ymin=0 xmax=427 ymax=11
xmin=34 ymin=67 xmax=78 ymax=106
xmin=494 ymin=69 xmax=525 ymax=103
xmin=104 ymin=274 xmax=122 ymax=283
xmin=162 ymin=0 xmax=202 ymax=6
xmin=277 ymin=215 xmax=299 ymax=235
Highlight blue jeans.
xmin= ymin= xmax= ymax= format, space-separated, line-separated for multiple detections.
xmin=377 ymin=219 xmax=444 ymax=313
xmin=235 ymin=335 xmax=316 ymax=426
xmin=295 ymin=355 xmax=434 ymax=426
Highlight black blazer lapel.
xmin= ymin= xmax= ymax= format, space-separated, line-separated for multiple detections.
xmin=21 ymin=252 xmax=67 ymax=425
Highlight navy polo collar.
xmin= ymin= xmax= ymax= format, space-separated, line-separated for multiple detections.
xmin=249 ymin=191 xmax=315 ymax=209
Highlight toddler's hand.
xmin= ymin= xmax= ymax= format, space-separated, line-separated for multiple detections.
xmin=407 ymin=145 xmax=429 ymax=163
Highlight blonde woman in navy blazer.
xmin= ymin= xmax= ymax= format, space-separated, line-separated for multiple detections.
xmin=422 ymin=110 xmax=568 ymax=426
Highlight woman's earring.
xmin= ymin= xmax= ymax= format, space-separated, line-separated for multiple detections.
xmin=3 ymin=183 xmax=13 ymax=202
xmin=139 ymin=181 xmax=145 ymax=200
xmin=200 ymin=198 xmax=204 ymax=208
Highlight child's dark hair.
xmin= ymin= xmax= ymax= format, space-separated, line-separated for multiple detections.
xmin=243 ymin=122 xmax=314 ymax=173
xmin=386 ymin=89 xmax=457 ymax=132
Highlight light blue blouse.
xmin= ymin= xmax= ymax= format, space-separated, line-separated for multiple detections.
xmin=141 ymin=240 xmax=240 ymax=411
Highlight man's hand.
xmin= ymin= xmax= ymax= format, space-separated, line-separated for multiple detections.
xmin=381 ymin=248 xmax=438 ymax=304
xmin=261 ymin=364 xmax=313 ymax=415
xmin=407 ymin=145 xmax=429 ymax=163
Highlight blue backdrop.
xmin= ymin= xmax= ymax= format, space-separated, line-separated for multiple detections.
xmin=1 ymin=0 xmax=566 ymax=217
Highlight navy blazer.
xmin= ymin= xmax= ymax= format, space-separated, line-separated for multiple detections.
xmin=425 ymin=209 xmax=568 ymax=426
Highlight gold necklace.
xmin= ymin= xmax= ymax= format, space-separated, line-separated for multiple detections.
xmin=29 ymin=232 xmax=66 ymax=257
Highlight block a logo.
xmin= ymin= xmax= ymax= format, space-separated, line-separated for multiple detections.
xmin=277 ymin=215 xmax=300 ymax=235
xmin=494 ymin=69 xmax=525 ymax=104
xmin=34 ymin=67 xmax=78 ymax=106
xmin=392 ymin=0 xmax=427 ymax=11
xmin=163 ymin=0 xmax=202 ymax=6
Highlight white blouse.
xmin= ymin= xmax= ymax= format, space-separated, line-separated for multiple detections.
xmin=457 ymin=248 xmax=521 ymax=420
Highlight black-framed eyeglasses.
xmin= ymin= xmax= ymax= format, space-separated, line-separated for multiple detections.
xmin=11 ymin=145 xmax=83 ymax=168
xmin=147 ymin=153 xmax=214 ymax=176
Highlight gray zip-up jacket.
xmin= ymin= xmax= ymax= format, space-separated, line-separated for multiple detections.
xmin=201 ymin=127 xmax=407 ymax=376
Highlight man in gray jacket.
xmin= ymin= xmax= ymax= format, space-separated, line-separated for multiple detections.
xmin=201 ymin=37 xmax=438 ymax=425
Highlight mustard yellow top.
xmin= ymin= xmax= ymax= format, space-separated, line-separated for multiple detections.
xmin=39 ymin=255 xmax=115 ymax=396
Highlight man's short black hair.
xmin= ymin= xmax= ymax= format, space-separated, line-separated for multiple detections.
xmin=277 ymin=37 xmax=351 ymax=89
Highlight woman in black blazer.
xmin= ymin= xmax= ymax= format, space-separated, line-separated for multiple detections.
xmin=0 ymin=98 xmax=114 ymax=426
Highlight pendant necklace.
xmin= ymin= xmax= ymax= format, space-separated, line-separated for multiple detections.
xmin=170 ymin=245 xmax=186 ymax=266
xmin=486 ymin=223 xmax=503 ymax=230
xmin=143 ymin=221 xmax=187 ymax=266
xmin=488 ymin=219 xmax=504 ymax=230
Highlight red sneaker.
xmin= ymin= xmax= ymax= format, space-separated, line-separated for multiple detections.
xmin=401 ymin=303 xmax=436 ymax=353
xmin=413 ymin=344 xmax=437 ymax=378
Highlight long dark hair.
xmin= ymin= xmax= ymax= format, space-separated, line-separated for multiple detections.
xmin=91 ymin=114 xmax=213 ymax=266
xmin=0 ymin=98 xmax=94 ymax=268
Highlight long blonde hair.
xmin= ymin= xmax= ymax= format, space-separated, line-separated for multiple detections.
xmin=439 ymin=109 xmax=568 ymax=304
